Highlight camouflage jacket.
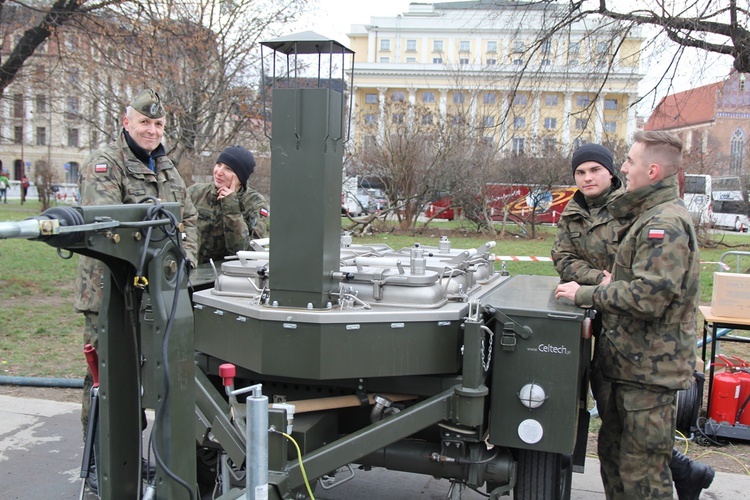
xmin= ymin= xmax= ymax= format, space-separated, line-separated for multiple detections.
xmin=575 ymin=174 xmax=699 ymax=390
xmin=551 ymin=186 xmax=622 ymax=285
xmin=73 ymin=131 xmax=199 ymax=313
xmin=187 ymin=183 xmax=268 ymax=264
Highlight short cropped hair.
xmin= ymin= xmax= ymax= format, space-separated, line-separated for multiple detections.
xmin=632 ymin=130 xmax=683 ymax=177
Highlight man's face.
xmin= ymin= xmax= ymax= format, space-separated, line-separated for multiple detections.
xmin=213 ymin=163 xmax=239 ymax=191
xmin=123 ymin=110 xmax=165 ymax=153
xmin=621 ymin=141 xmax=651 ymax=192
xmin=574 ymin=161 xmax=613 ymax=198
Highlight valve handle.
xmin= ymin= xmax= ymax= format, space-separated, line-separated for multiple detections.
xmin=219 ymin=363 xmax=236 ymax=387
xmin=84 ymin=344 xmax=99 ymax=388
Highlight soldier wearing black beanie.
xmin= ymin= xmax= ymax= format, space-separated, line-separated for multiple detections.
xmin=571 ymin=143 xmax=621 ymax=190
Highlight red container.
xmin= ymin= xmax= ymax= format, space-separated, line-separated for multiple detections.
xmin=736 ymin=373 xmax=750 ymax=425
xmin=709 ymin=371 xmax=740 ymax=424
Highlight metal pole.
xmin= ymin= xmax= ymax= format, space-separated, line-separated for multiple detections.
xmin=247 ymin=389 xmax=269 ymax=500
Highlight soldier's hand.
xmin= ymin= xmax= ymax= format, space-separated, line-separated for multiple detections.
xmin=554 ymin=281 xmax=580 ymax=302
xmin=600 ymin=270 xmax=612 ymax=286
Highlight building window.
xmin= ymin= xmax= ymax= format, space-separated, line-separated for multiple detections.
xmin=365 ymin=93 xmax=378 ymax=104
xmin=568 ymin=59 xmax=579 ymax=67
xmin=364 ymin=135 xmax=376 ymax=151
xmin=459 ymin=40 xmax=470 ymax=52
xmin=486 ymin=58 xmax=497 ymax=65
xmin=68 ymin=128 xmax=79 ymax=147
xmin=512 ymin=58 xmax=524 ymax=65
xmin=460 ymin=58 xmax=470 ymax=65
xmin=543 ymin=137 xmax=557 ymax=151
xmin=451 ymin=115 xmax=465 ymax=125
xmin=422 ymin=91 xmax=435 ymax=103
xmin=570 ymin=42 xmax=580 ymax=54
xmin=544 ymin=117 xmax=557 ymax=129
xmin=514 ymin=117 xmax=526 ymax=128
xmin=483 ymin=93 xmax=496 ymax=104
xmin=605 ymin=99 xmax=618 ymax=110
xmin=392 ymin=114 xmax=405 ymax=124
xmin=66 ymin=97 xmax=79 ymax=120
xmin=13 ymin=94 xmax=24 ymax=118
xmin=575 ymin=118 xmax=588 ymax=130
xmin=406 ymin=39 xmax=417 ymax=51
xmin=596 ymin=42 xmax=609 ymax=54
xmin=432 ymin=57 xmax=443 ymax=64
xmin=573 ymin=138 xmax=587 ymax=150
xmin=453 ymin=92 xmax=466 ymax=104
xmin=576 ymin=95 xmax=590 ymax=107
xmin=422 ymin=114 xmax=433 ymax=125
xmin=541 ymin=59 xmax=551 ymax=66
xmin=542 ymin=40 xmax=552 ymax=54
xmin=513 ymin=94 xmax=527 ymax=105
xmin=433 ymin=40 xmax=444 ymax=52
xmin=483 ymin=136 xmax=494 ymax=146
xmin=604 ymin=121 xmax=617 ymax=133
xmin=364 ymin=114 xmax=377 ymax=125
xmin=406 ymin=57 xmax=417 ymax=63
xmin=379 ymin=57 xmax=390 ymax=63
xmin=511 ymin=137 xmax=525 ymax=155
xmin=392 ymin=91 xmax=405 ymax=102
xmin=36 ymin=127 xmax=46 ymax=146
xmin=730 ymin=128 xmax=746 ymax=175
xmin=487 ymin=40 xmax=498 ymax=53
xmin=545 ymin=94 xmax=558 ymax=106
xmin=483 ymin=116 xmax=495 ymax=128
xmin=14 ymin=126 xmax=23 ymax=144
xmin=512 ymin=41 xmax=525 ymax=53
xmin=380 ymin=39 xmax=391 ymax=51
xmin=36 ymin=95 xmax=47 ymax=113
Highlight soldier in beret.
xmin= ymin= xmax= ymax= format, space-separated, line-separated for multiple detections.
xmin=74 ymin=88 xmax=198 ymax=493
xmin=188 ymin=145 xmax=269 ymax=264
xmin=556 ymin=131 xmax=704 ymax=499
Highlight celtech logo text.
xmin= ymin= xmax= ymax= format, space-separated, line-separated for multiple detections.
xmin=527 ymin=343 xmax=572 ymax=355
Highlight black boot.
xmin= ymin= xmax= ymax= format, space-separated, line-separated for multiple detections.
xmin=671 ymin=447 xmax=714 ymax=500
xmin=86 ymin=457 xmax=98 ymax=495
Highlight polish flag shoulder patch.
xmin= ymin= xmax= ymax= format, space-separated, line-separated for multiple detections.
xmin=648 ymin=228 xmax=665 ymax=240
xmin=259 ymin=207 xmax=269 ymax=217
xmin=94 ymin=163 xmax=108 ymax=173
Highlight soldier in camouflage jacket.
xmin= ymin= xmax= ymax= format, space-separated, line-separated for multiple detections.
xmin=556 ymin=131 xmax=701 ymax=499
xmin=187 ymin=145 xmax=268 ymax=264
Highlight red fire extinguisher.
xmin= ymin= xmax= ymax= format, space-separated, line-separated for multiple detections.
xmin=725 ymin=355 xmax=750 ymax=426
xmin=709 ymin=355 xmax=741 ymax=424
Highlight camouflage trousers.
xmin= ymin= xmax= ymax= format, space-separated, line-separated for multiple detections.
xmin=81 ymin=311 xmax=99 ymax=443
xmin=590 ymin=335 xmax=612 ymax=415
xmin=597 ymin=383 xmax=676 ymax=499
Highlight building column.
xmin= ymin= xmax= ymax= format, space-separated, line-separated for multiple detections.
xmin=377 ymin=87 xmax=388 ymax=142
xmin=349 ymin=85 xmax=358 ymax=145
xmin=439 ymin=88 xmax=448 ymax=120
xmin=500 ymin=93 xmax=510 ymax=153
xmin=408 ymin=88 xmax=417 ymax=126
xmin=532 ymin=91 xmax=541 ymax=154
xmin=469 ymin=90 xmax=478 ymax=138
xmin=562 ymin=92 xmax=573 ymax=154
xmin=626 ymin=93 xmax=638 ymax=142
xmin=594 ymin=94 xmax=604 ymax=143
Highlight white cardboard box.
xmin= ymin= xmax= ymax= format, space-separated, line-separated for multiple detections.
xmin=711 ymin=272 xmax=750 ymax=319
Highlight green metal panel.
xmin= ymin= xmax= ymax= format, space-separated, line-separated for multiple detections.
xmin=269 ymin=88 xmax=343 ymax=308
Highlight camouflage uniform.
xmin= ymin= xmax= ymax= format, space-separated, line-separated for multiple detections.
xmin=551 ymin=185 xmax=622 ymax=415
xmin=187 ymin=183 xmax=268 ymax=264
xmin=574 ymin=174 xmax=699 ymax=499
xmin=75 ymin=130 xmax=198 ymax=440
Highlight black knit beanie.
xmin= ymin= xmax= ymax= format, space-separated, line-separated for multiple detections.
xmin=571 ymin=144 xmax=620 ymax=189
xmin=217 ymin=146 xmax=255 ymax=187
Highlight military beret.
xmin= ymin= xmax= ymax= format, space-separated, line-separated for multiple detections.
xmin=129 ymin=88 xmax=165 ymax=119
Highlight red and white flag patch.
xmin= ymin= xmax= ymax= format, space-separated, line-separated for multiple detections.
xmin=94 ymin=163 xmax=108 ymax=173
xmin=648 ymin=228 xmax=665 ymax=240
xmin=259 ymin=207 xmax=269 ymax=217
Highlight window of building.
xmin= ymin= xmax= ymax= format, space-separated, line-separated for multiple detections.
xmin=406 ymin=39 xmax=417 ymax=51
xmin=483 ymin=116 xmax=495 ymax=128
xmin=451 ymin=115 xmax=465 ymax=125
xmin=541 ymin=59 xmax=551 ymax=66
xmin=433 ymin=57 xmax=443 ymax=64
xmin=486 ymin=58 xmax=497 ymax=65
xmin=511 ymin=137 xmax=525 ymax=155
xmin=453 ymin=92 xmax=466 ymax=104
xmin=392 ymin=113 xmax=405 ymax=124
xmin=459 ymin=40 xmax=470 ymax=52
xmin=604 ymin=121 xmax=617 ymax=133
xmin=596 ymin=42 xmax=609 ymax=54
xmin=380 ymin=39 xmax=391 ymax=51
xmin=605 ymin=98 xmax=618 ymax=110
xmin=34 ymin=65 xmax=46 ymax=81
xmin=487 ymin=41 xmax=498 ymax=53
xmin=483 ymin=93 xmax=496 ymax=104
xmin=513 ymin=58 xmax=524 ymax=65
xmin=68 ymin=128 xmax=79 ymax=147
xmin=730 ymin=128 xmax=746 ymax=175
xmin=66 ymin=34 xmax=78 ymax=50
xmin=740 ymin=77 xmax=746 ymax=92
xmin=483 ymin=136 xmax=494 ymax=146
xmin=544 ymin=117 xmax=557 ymax=129
xmin=66 ymin=97 xmax=79 ymax=120
xmin=36 ymin=95 xmax=47 ymax=114
xmin=569 ymin=42 xmax=580 ymax=54
xmin=365 ymin=93 xmax=378 ymax=104
xmin=423 ymin=91 xmax=435 ymax=103
xmin=573 ymin=138 xmax=588 ymax=150
xmin=542 ymin=137 xmax=557 ymax=151
xmin=422 ymin=114 xmax=433 ymax=125
xmin=13 ymin=126 xmax=23 ymax=144
xmin=545 ymin=94 xmax=558 ymax=106
xmin=512 ymin=41 xmax=525 ymax=53
xmin=68 ymin=69 xmax=79 ymax=85
xmin=542 ymin=40 xmax=552 ymax=53
xmin=13 ymin=94 xmax=24 ymax=118
xmin=406 ymin=57 xmax=417 ymax=63
xmin=364 ymin=114 xmax=377 ymax=125
xmin=514 ymin=117 xmax=526 ymax=128
xmin=460 ymin=58 xmax=469 ymax=65
xmin=392 ymin=91 xmax=405 ymax=102
xmin=576 ymin=95 xmax=590 ymax=107
xmin=379 ymin=57 xmax=390 ymax=63
xmin=67 ymin=162 xmax=80 ymax=184
xmin=575 ymin=118 xmax=588 ymax=130
xmin=36 ymin=127 xmax=46 ymax=146
xmin=364 ymin=135 xmax=376 ymax=151
xmin=568 ymin=59 xmax=579 ymax=67
xmin=433 ymin=40 xmax=444 ymax=52
xmin=513 ymin=94 xmax=527 ymax=105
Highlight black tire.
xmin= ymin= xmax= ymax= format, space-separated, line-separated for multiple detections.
xmin=514 ymin=450 xmax=572 ymax=500
xmin=196 ymin=446 xmax=219 ymax=495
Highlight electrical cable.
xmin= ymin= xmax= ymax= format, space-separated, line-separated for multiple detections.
xmin=272 ymin=428 xmax=315 ymax=500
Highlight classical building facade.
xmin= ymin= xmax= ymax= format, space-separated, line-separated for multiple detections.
xmin=645 ymin=70 xmax=749 ymax=177
xmin=346 ymin=1 xmax=644 ymax=157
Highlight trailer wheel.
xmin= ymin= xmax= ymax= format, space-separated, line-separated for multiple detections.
xmin=196 ymin=446 xmax=219 ymax=495
xmin=514 ymin=450 xmax=572 ymax=500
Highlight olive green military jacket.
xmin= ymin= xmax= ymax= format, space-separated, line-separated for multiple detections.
xmin=551 ymin=187 xmax=622 ymax=286
xmin=575 ymin=174 xmax=699 ymax=390
xmin=73 ymin=131 xmax=198 ymax=313
xmin=187 ymin=183 xmax=268 ymax=264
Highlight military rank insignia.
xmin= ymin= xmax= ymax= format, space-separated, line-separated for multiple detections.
xmin=95 ymin=163 xmax=108 ymax=173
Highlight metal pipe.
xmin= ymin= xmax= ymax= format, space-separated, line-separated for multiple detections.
xmin=0 ymin=375 xmax=83 ymax=388
xmin=247 ymin=390 xmax=268 ymax=500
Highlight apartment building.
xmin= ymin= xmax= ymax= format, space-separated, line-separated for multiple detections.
xmin=346 ymin=1 xmax=643 ymax=156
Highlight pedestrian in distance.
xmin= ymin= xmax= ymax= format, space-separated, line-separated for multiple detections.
xmin=20 ymin=175 xmax=29 ymax=204
xmin=0 ymin=165 xmax=9 ymax=203
xmin=554 ymin=131 xmax=711 ymax=499
xmin=188 ymin=145 xmax=269 ymax=265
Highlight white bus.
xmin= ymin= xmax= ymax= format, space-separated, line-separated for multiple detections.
xmin=683 ymin=174 xmax=712 ymax=225
xmin=711 ymin=176 xmax=749 ymax=232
